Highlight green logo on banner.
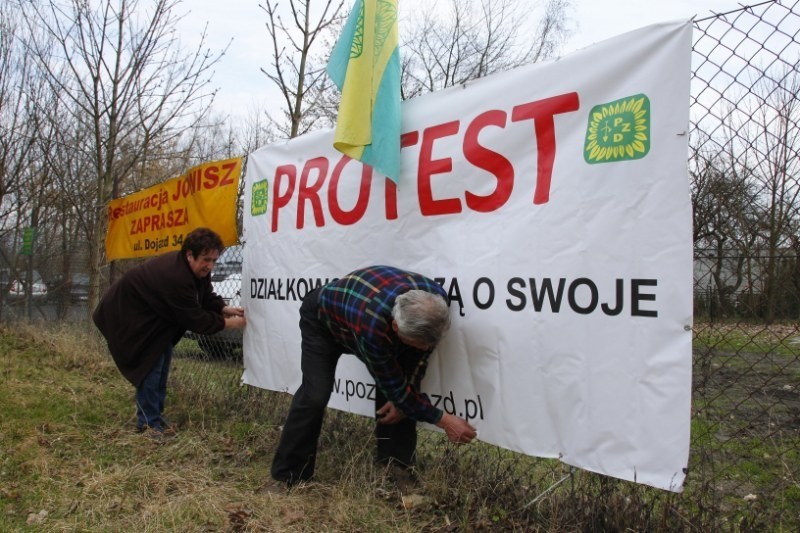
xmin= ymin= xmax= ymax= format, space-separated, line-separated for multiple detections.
xmin=251 ymin=180 xmax=268 ymax=216
xmin=21 ymin=227 xmax=36 ymax=256
xmin=584 ymin=94 xmax=650 ymax=164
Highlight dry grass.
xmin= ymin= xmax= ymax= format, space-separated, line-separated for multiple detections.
xmin=2 ymin=321 xmax=798 ymax=531
xmin=0 ymin=323 xmax=427 ymax=532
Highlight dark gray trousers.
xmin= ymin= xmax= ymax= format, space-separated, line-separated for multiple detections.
xmin=271 ymin=289 xmax=416 ymax=484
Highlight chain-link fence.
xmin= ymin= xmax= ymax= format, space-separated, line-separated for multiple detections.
xmin=2 ymin=1 xmax=800 ymax=529
xmin=688 ymin=3 xmax=800 ymax=527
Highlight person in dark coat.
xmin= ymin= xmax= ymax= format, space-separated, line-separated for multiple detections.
xmin=93 ymin=227 xmax=246 ymax=436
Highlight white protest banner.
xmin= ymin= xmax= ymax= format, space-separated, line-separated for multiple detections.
xmin=241 ymin=20 xmax=693 ymax=492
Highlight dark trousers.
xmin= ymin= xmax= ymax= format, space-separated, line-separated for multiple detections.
xmin=374 ymin=388 xmax=417 ymax=467
xmin=135 ymin=344 xmax=173 ymax=431
xmin=271 ymin=289 xmax=417 ymax=484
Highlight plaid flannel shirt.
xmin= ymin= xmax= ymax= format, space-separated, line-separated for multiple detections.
xmin=317 ymin=265 xmax=447 ymax=424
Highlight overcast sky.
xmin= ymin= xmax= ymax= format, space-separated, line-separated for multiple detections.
xmin=176 ymin=0 xmax=741 ymax=120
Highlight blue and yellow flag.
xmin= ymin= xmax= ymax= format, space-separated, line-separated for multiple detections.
xmin=327 ymin=0 xmax=401 ymax=183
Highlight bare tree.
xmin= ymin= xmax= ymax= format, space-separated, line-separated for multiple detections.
xmin=0 ymin=4 xmax=40 ymax=242
xmin=0 ymin=3 xmax=60 ymax=318
xmin=691 ymin=66 xmax=800 ymax=321
xmin=257 ymin=0 xmax=570 ymax=140
xmin=19 ymin=0 xmax=225 ymax=312
xmin=40 ymin=118 xmax=98 ymax=318
xmin=745 ymin=72 xmax=800 ymax=321
xmin=400 ymin=0 xmax=572 ymax=98
xmin=235 ymin=104 xmax=278 ymax=156
xmin=259 ymin=0 xmax=345 ymax=139
xmin=691 ymin=139 xmax=758 ymax=316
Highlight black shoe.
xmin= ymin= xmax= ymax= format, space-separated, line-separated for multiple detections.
xmin=140 ymin=426 xmax=175 ymax=444
xmin=136 ymin=421 xmax=176 ymax=435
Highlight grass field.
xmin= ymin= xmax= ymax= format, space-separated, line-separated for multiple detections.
xmin=1 ymin=322 xmax=798 ymax=531
xmin=0 ymin=324 xmax=441 ymax=532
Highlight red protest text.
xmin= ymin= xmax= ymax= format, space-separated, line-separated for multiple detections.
xmin=268 ymin=92 xmax=580 ymax=233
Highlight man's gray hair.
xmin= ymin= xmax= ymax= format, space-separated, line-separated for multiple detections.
xmin=391 ymin=290 xmax=450 ymax=346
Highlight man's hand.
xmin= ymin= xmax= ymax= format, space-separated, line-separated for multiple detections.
xmin=376 ymin=402 xmax=406 ymax=424
xmin=223 ymin=306 xmax=246 ymax=329
xmin=436 ymin=413 xmax=477 ymax=444
xmin=224 ymin=315 xmax=246 ymax=329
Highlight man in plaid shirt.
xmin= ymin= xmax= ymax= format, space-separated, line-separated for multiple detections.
xmin=271 ymin=265 xmax=477 ymax=487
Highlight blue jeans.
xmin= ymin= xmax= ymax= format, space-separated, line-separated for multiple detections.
xmin=271 ymin=289 xmax=416 ymax=484
xmin=135 ymin=344 xmax=173 ymax=431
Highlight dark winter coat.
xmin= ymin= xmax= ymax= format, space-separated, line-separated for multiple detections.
xmin=93 ymin=250 xmax=225 ymax=386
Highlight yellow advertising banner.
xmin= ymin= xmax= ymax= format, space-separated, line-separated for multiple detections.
xmin=104 ymin=157 xmax=242 ymax=261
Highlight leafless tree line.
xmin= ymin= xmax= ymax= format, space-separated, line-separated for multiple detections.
xmin=0 ymin=0 xmax=571 ymax=319
xmin=691 ymin=63 xmax=800 ymax=321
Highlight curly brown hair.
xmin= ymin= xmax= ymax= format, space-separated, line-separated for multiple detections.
xmin=181 ymin=227 xmax=224 ymax=257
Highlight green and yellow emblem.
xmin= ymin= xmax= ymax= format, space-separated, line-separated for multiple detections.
xmin=251 ymin=179 xmax=268 ymax=217
xmin=584 ymin=94 xmax=650 ymax=164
